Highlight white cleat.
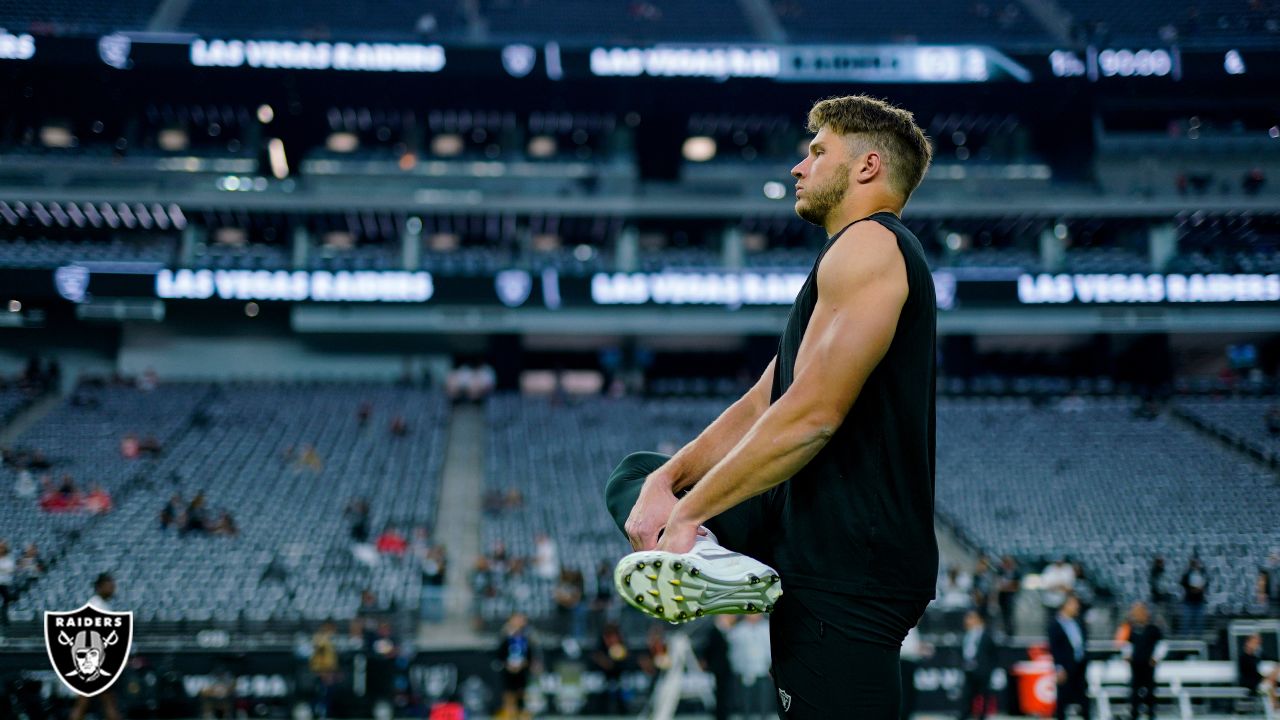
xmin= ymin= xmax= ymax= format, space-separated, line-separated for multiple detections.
xmin=614 ymin=535 xmax=783 ymax=624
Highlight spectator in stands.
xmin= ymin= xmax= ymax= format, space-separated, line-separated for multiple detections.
xmin=345 ymin=497 xmax=371 ymax=543
xmin=16 ymin=544 xmax=44 ymax=586
xmin=13 ymin=468 xmax=36 ymax=499
xmin=212 ymin=511 xmax=238 ymax=537
xmin=593 ymin=623 xmax=629 ymax=715
xmin=389 ymin=414 xmax=407 ymax=438
xmin=446 ymin=365 xmax=474 ymax=403
xmin=504 ymin=487 xmax=524 ymax=510
xmin=1247 ymin=570 xmax=1275 ymax=616
xmin=496 ymin=612 xmax=534 ymax=720
xmin=182 ymin=492 xmax=209 ymax=534
xmin=996 ymin=555 xmax=1022 ymax=638
xmin=296 ymin=445 xmax=323 ymax=473
xmin=1071 ymin=562 xmax=1096 ymax=617
xmin=553 ymin=566 xmax=586 ymax=643
xmin=727 ymin=613 xmax=773 ymax=719
xmin=375 ymin=525 xmax=408 ymax=556
xmin=357 ymin=401 xmax=372 ymax=427
xmin=971 ymin=556 xmax=995 ymax=617
xmin=1179 ymin=557 xmax=1209 ymax=636
xmin=1120 ymin=601 xmax=1164 ymax=720
xmin=138 ymin=435 xmax=162 ymax=456
xmin=939 ymin=564 xmax=974 ymax=610
xmin=1240 ymin=633 xmax=1280 ymax=712
xmin=957 ymin=610 xmax=997 ymax=719
xmin=1264 ymin=549 xmax=1280 ymax=604
xmin=309 ymin=621 xmax=339 ymax=719
xmin=1041 ymin=557 xmax=1076 ymax=612
xmin=700 ymin=616 xmax=734 ymax=720
xmin=473 ymin=363 xmax=496 ymax=400
xmin=120 ymin=433 xmax=140 ymax=459
xmin=591 ymin=560 xmax=615 ymax=626
xmin=1049 ymin=593 xmax=1089 ymax=720
xmin=84 ymin=484 xmax=112 ymax=514
xmin=160 ymin=494 xmax=184 ymax=530
xmin=1150 ymin=555 xmax=1173 ymax=617
xmin=0 ymin=540 xmax=13 ymax=627
xmin=533 ymin=533 xmax=559 ymax=581
xmin=40 ymin=475 xmax=81 ymax=512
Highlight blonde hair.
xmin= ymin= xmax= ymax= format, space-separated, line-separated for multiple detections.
xmin=806 ymin=95 xmax=933 ymax=203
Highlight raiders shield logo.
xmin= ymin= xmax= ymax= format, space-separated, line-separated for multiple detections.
xmin=54 ymin=264 xmax=90 ymax=303
xmin=778 ymin=688 xmax=792 ymax=712
xmin=495 ymin=269 xmax=533 ymax=307
xmin=501 ymin=44 xmax=536 ymax=78
xmin=97 ymin=33 xmax=132 ymax=70
xmin=44 ymin=604 xmax=133 ymax=697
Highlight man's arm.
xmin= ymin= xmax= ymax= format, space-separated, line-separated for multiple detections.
xmin=624 ymin=358 xmax=775 ymax=550
xmin=653 ymin=357 xmax=776 ymax=493
xmin=659 ymin=221 xmax=908 ymax=551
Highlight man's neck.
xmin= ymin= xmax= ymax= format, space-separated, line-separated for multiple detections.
xmin=825 ymin=198 xmax=901 ymax=237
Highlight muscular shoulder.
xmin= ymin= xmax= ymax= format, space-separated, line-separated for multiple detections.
xmin=816 ymin=219 xmax=908 ymax=306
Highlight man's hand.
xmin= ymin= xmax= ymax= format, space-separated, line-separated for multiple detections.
xmin=624 ymin=473 xmax=678 ymax=551
xmin=655 ymin=515 xmax=700 ymax=555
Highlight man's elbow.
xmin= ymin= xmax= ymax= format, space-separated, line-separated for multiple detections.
xmin=803 ymin=409 xmax=843 ymax=445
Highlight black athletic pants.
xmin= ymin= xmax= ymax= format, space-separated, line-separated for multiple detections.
xmin=605 ymin=451 xmax=911 ymax=719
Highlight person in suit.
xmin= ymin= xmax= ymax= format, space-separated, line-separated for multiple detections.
xmin=957 ymin=610 xmax=999 ymax=719
xmin=1048 ymin=593 xmax=1090 ymax=720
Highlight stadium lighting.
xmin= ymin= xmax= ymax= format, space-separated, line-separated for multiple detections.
xmin=326 ymin=132 xmax=359 ymax=153
xmin=431 ymin=133 xmax=464 ymax=157
xmin=268 ymin=138 xmax=289 ymax=179
xmin=158 ymin=128 xmax=188 ymax=151
xmin=527 ymin=135 xmax=556 ymax=158
xmin=244 ymin=302 xmax=260 ymax=318
xmin=7 ymin=300 xmax=19 ymax=313
xmin=257 ymin=104 xmax=274 ymax=124
xmin=762 ymin=181 xmax=786 ymax=200
xmin=682 ymin=136 xmax=716 ymax=162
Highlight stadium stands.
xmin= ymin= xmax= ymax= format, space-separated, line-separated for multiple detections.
xmin=3 ymin=381 xmax=448 ymax=625
xmin=936 ymin=395 xmax=1280 ymax=621
xmin=478 ymin=394 xmax=723 ymax=624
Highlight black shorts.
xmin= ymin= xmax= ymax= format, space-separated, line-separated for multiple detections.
xmin=501 ymin=668 xmax=529 ymax=694
xmin=769 ymin=590 xmax=928 ymax=719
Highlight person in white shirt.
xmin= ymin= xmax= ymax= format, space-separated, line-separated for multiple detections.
xmin=533 ymin=533 xmax=559 ymax=581
xmin=71 ymin=573 xmax=121 ymax=720
xmin=727 ymin=614 xmax=773 ymax=719
xmin=1040 ymin=558 xmax=1076 ymax=611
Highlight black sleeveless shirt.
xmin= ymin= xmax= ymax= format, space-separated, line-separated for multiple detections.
xmin=766 ymin=211 xmax=938 ymax=601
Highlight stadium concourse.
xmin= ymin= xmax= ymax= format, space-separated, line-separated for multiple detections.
xmin=3 ymin=0 xmax=1280 ymax=717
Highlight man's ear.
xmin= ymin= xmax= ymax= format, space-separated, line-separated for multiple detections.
xmin=857 ymin=150 xmax=883 ymax=184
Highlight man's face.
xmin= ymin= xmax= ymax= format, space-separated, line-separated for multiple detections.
xmin=791 ymin=127 xmax=853 ymax=227
xmin=1063 ymin=597 xmax=1080 ymax=618
xmin=1130 ymin=602 xmax=1149 ymax=624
